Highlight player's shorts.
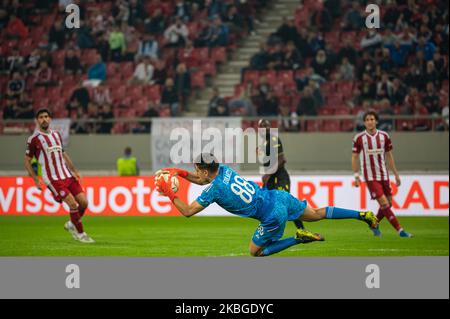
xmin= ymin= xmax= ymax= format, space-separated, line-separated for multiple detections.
xmin=47 ymin=177 xmax=84 ymax=203
xmin=252 ymin=190 xmax=307 ymax=247
xmin=366 ymin=180 xmax=392 ymax=200
xmin=266 ymin=167 xmax=290 ymax=192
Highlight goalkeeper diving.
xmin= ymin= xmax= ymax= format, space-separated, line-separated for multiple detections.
xmin=155 ymin=153 xmax=378 ymax=257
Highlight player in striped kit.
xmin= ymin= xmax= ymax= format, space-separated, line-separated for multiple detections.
xmin=24 ymin=108 xmax=94 ymax=243
xmin=352 ymin=110 xmax=412 ymax=238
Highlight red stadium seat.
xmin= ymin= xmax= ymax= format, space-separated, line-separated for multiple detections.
xmin=145 ymin=85 xmax=161 ymax=102
xmin=260 ymin=70 xmax=277 ymax=85
xmin=321 ymin=120 xmax=341 ymax=132
xmin=158 ymin=106 xmax=171 ymax=117
xmin=127 ymin=85 xmax=143 ymax=100
xmin=278 ymin=70 xmax=295 ymax=85
xmin=201 ymin=61 xmax=216 ymax=76
xmin=211 ymin=47 xmax=227 ymax=63
xmin=191 ymin=71 xmax=205 ymax=89
xmin=243 ymin=70 xmax=259 ymax=85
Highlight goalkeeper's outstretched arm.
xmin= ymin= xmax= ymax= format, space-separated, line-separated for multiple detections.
xmin=172 ymin=198 xmax=205 ymax=217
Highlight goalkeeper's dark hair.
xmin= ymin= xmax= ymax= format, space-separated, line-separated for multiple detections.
xmin=194 ymin=153 xmax=219 ymax=173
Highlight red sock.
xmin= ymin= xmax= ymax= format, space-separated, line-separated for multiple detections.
xmin=380 ymin=206 xmax=402 ymax=231
xmin=376 ymin=208 xmax=385 ymax=222
xmin=70 ymin=209 xmax=84 ymax=233
xmin=78 ymin=206 xmax=86 ymax=217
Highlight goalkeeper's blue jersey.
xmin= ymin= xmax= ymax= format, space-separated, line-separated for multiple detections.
xmin=196 ymin=164 xmax=274 ymax=221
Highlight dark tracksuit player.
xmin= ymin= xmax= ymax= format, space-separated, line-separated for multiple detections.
xmin=258 ymin=119 xmax=304 ymax=229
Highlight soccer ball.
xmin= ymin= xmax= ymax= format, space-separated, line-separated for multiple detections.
xmin=156 ymin=172 xmax=179 ymax=193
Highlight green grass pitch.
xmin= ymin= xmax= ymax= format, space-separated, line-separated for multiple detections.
xmin=0 ymin=216 xmax=448 ymax=256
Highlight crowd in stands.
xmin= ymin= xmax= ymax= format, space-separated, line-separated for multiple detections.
xmin=1 ymin=0 xmax=449 ymax=133
xmin=0 ymin=0 xmax=264 ymax=133
xmin=208 ymin=0 xmax=449 ymax=132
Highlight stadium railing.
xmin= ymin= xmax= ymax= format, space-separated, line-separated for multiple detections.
xmin=0 ymin=114 xmax=448 ymax=134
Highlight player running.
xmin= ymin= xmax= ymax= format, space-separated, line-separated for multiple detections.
xmin=352 ymin=110 xmax=413 ymax=238
xmin=24 ymin=108 xmax=94 ymax=243
xmin=257 ymin=119 xmax=304 ymax=230
xmin=155 ymin=153 xmax=378 ymax=257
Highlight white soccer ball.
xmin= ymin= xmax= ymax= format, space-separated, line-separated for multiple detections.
xmin=156 ymin=172 xmax=179 ymax=193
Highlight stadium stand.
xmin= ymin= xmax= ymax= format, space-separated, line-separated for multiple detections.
xmin=0 ymin=0 xmax=449 ymax=133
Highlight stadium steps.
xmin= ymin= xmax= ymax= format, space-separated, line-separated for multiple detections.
xmin=185 ymin=0 xmax=300 ymax=117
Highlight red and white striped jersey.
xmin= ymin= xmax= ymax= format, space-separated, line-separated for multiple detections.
xmin=352 ymin=130 xmax=393 ymax=182
xmin=25 ymin=130 xmax=73 ymax=185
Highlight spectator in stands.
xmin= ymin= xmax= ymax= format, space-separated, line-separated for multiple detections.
xmin=404 ymin=64 xmax=423 ymax=89
xmin=257 ymin=75 xmax=271 ymax=98
xmin=311 ymin=1 xmax=332 ymax=32
xmin=422 ymin=82 xmax=441 ymax=115
xmin=258 ymin=90 xmax=279 ymax=116
xmin=3 ymin=97 xmax=18 ymax=119
xmin=205 ymin=0 xmax=227 ymax=19
xmin=423 ymin=60 xmax=442 ymax=89
xmin=6 ymin=71 xmax=25 ymax=99
xmin=34 ymin=61 xmax=53 ymax=87
xmin=207 ymin=87 xmax=224 ymax=116
xmin=382 ymin=28 xmax=397 ymax=47
xmin=195 ymin=19 xmax=214 ymax=47
xmin=228 ymin=83 xmax=256 ymax=116
xmin=128 ymin=0 xmax=145 ymax=26
xmin=413 ymin=101 xmax=431 ymax=131
xmin=441 ymin=105 xmax=449 ymax=131
xmin=378 ymin=98 xmax=395 ymax=131
xmin=403 ymin=87 xmax=421 ymax=114
xmin=92 ymin=82 xmax=113 ymax=108
xmin=343 ymin=1 xmax=363 ymax=31
xmin=121 ymin=22 xmax=138 ymax=61
xmin=360 ymin=30 xmax=383 ymax=53
xmin=5 ymin=14 xmax=28 ymax=39
xmin=278 ymin=104 xmax=299 ymax=132
xmin=96 ymin=104 xmax=114 ymax=134
xmin=308 ymin=79 xmax=324 ymax=108
xmin=109 ymin=24 xmax=126 ymax=62
xmin=311 ymin=50 xmax=333 ymax=79
xmin=397 ymin=26 xmax=416 ymax=46
xmin=377 ymin=73 xmax=394 ymax=99
xmin=357 ymin=50 xmax=375 ymax=79
xmin=49 ymin=19 xmax=66 ymax=50
xmin=76 ymin=21 xmax=95 ymax=49
xmin=248 ymin=42 xmax=270 ymax=70
xmin=209 ymin=15 xmax=229 ymax=47
xmin=161 ymin=78 xmax=180 ymax=116
xmin=152 ymin=59 xmax=167 ymax=85
xmin=112 ymin=0 xmax=130 ymax=24
xmin=66 ymin=98 xmax=81 ymax=116
xmin=209 ymin=98 xmax=229 ymax=117
xmin=297 ymin=87 xmax=317 ymax=116
xmin=385 ymin=40 xmax=410 ymax=68
xmin=379 ymin=48 xmax=395 ymax=72
xmin=70 ymin=106 xmax=91 ymax=134
xmin=174 ymin=63 xmax=191 ymax=112
xmin=359 ymin=72 xmax=377 ymax=100
xmin=16 ymin=93 xmax=34 ymax=119
xmin=144 ymin=8 xmax=166 ymax=34
xmin=412 ymin=50 xmax=427 ymax=74
xmin=87 ymin=54 xmax=106 ymax=81
xmin=173 ymin=0 xmax=191 ymax=22
xmin=70 ymin=81 xmax=90 ymax=111
xmin=267 ymin=42 xmax=284 ymax=70
xmin=282 ymin=41 xmax=302 ymax=70
xmin=338 ymin=37 xmax=358 ymax=65
xmin=6 ymin=48 xmax=24 ymax=73
xmin=273 ymin=17 xmax=299 ymax=45
xmin=307 ymin=30 xmax=325 ymax=56
xmin=338 ymin=57 xmax=354 ymax=81
xmin=223 ymin=5 xmax=244 ymax=35
xmin=390 ymin=77 xmax=408 ymax=106
xmin=129 ymin=56 xmax=154 ymax=85
xmin=136 ymin=33 xmax=159 ymax=60
xmin=138 ymin=101 xmax=160 ymax=133
xmin=96 ymin=32 xmax=110 ymax=62
xmin=416 ymin=35 xmax=436 ymax=61
xmin=164 ymin=17 xmax=189 ymax=48
xmin=64 ymin=48 xmax=82 ymax=75
xmin=432 ymin=51 xmax=447 ymax=77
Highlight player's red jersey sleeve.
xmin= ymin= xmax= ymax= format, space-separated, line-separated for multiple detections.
xmin=25 ymin=136 xmax=38 ymax=158
xmin=352 ymin=135 xmax=362 ymax=153
xmin=384 ymin=134 xmax=393 ymax=152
